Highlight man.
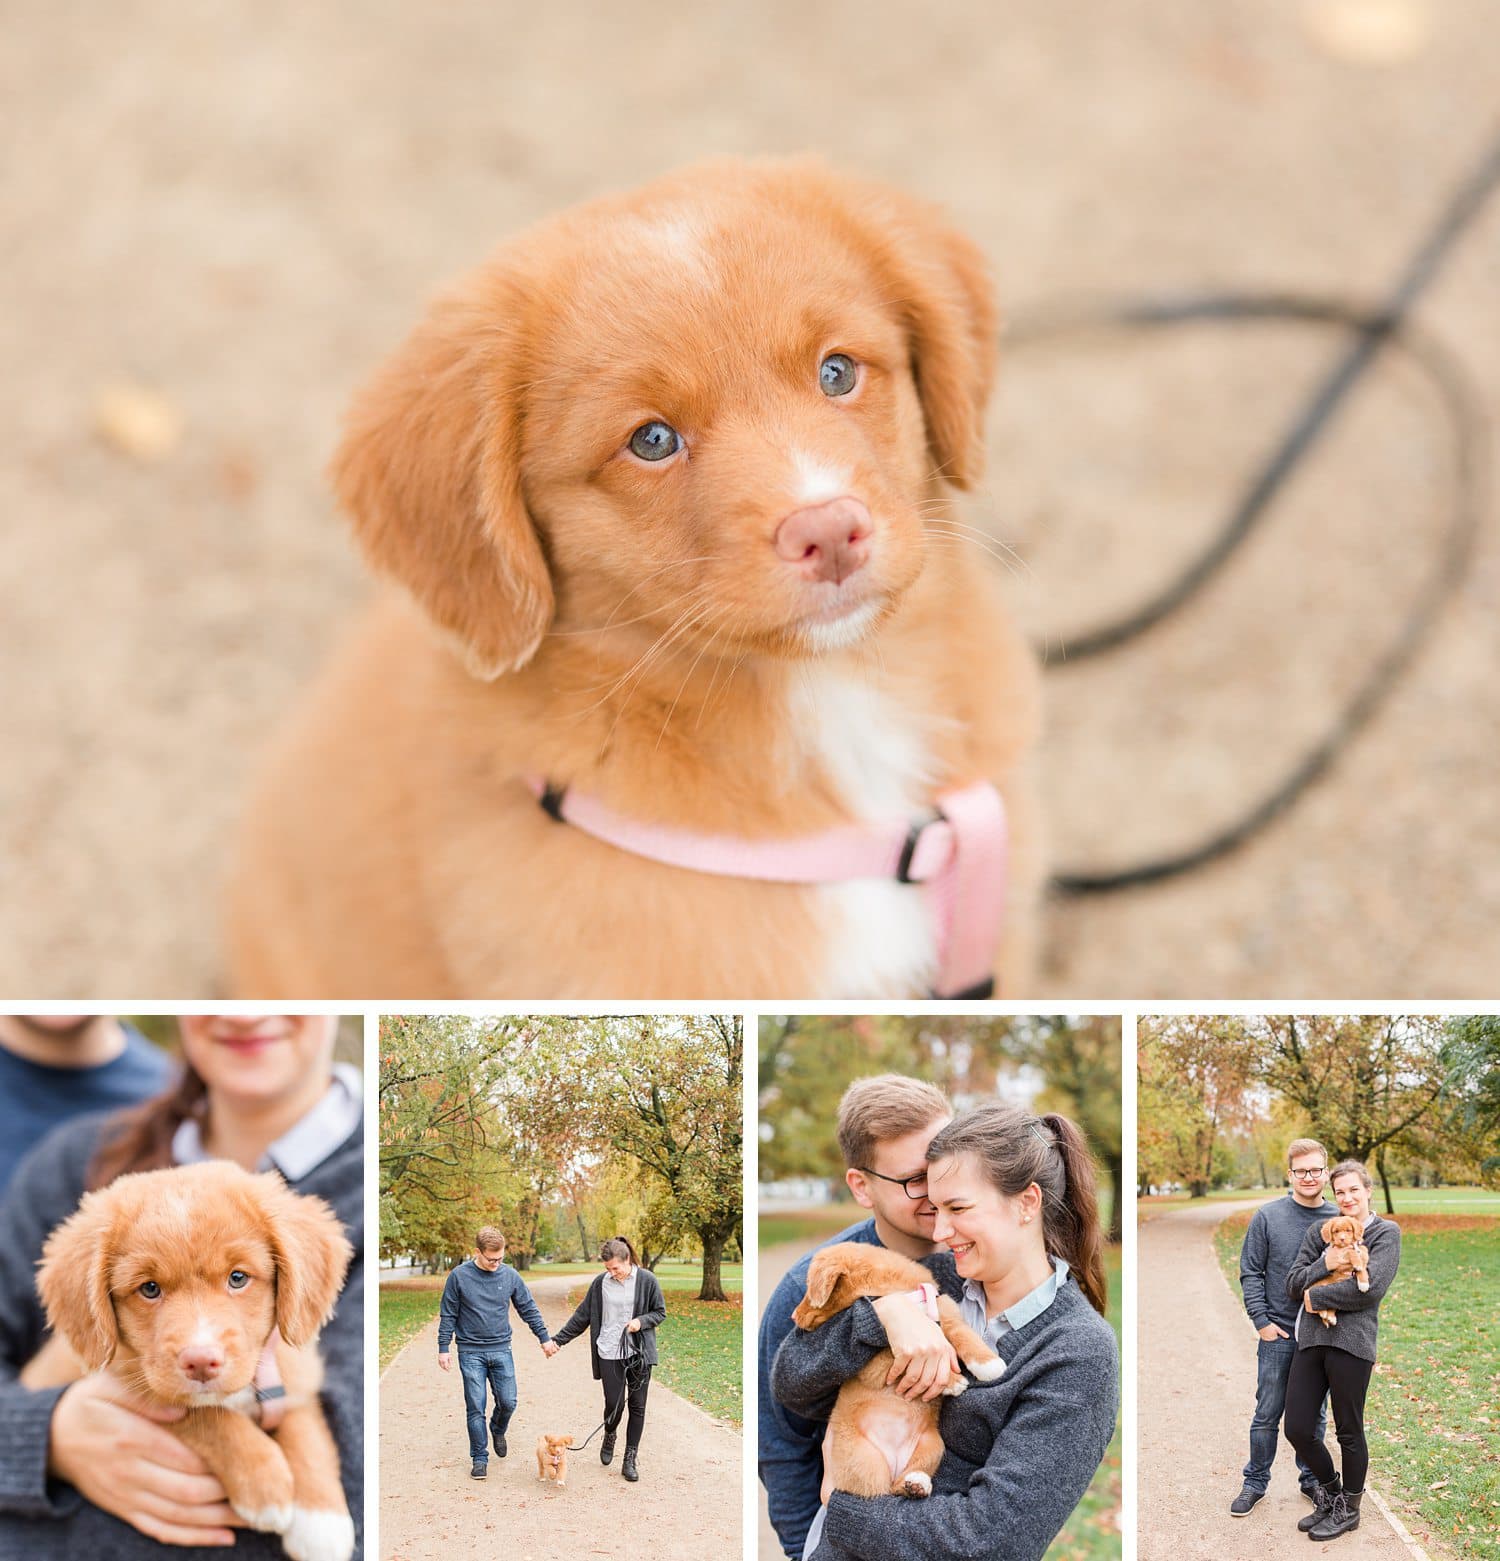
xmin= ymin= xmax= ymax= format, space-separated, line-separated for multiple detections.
xmin=1229 ymin=1137 xmax=1333 ymax=1516
xmin=0 ymin=1015 xmax=171 ymax=1193
xmin=437 ymin=1226 xmax=558 ymax=1480
xmin=758 ymin=1075 xmax=952 ymax=1560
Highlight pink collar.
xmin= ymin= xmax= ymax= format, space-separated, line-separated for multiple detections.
xmin=527 ymin=776 xmax=1006 ymax=998
xmin=254 ymin=1328 xmax=287 ymax=1430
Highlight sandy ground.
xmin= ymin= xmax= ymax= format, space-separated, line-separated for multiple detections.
xmin=378 ymin=1274 xmax=740 ymax=1561
xmin=1138 ymin=1201 xmax=1424 ymax=1560
xmin=5 ymin=3 xmax=1500 ymax=998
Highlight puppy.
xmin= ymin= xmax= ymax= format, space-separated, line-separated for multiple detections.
xmin=536 ymin=1432 xmax=574 ymax=1487
xmin=227 ymin=157 xmax=1042 ymax=1000
xmin=792 ymin=1243 xmax=1004 ymax=1499
xmin=1304 ymin=1215 xmax=1370 ymax=1327
xmin=34 ymin=1162 xmax=355 ymax=1561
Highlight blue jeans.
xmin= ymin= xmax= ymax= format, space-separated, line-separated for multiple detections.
xmin=457 ymin=1346 xmax=517 ymax=1463
xmin=1244 ymin=1335 xmax=1326 ymax=1494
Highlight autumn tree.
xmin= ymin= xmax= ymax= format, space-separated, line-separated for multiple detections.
xmin=1136 ymin=1017 xmax=1257 ymax=1198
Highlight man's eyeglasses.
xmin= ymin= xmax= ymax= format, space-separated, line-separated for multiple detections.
xmin=858 ymin=1167 xmax=930 ymax=1200
xmin=1290 ymin=1168 xmax=1327 ymax=1181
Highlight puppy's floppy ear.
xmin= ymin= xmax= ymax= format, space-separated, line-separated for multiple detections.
xmin=36 ymin=1189 xmax=121 ymax=1370
xmin=253 ymin=1174 xmax=354 ymax=1347
xmin=330 ymin=267 xmax=554 ymax=679
xmin=803 ymin=1250 xmax=843 ymax=1310
xmin=1321 ymin=1218 xmax=1338 ymax=1244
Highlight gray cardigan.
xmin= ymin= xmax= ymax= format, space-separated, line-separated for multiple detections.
xmin=1285 ymin=1215 xmax=1401 ymax=1363
xmin=0 ymin=1109 xmax=364 ymax=1560
xmin=771 ymin=1252 xmax=1117 ymax=1561
xmin=553 ymin=1268 xmax=666 ymax=1380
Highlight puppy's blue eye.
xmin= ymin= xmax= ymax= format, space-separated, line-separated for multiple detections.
xmin=227 ymin=1271 xmax=250 ymax=1290
xmin=820 ymin=354 xmax=857 ymax=396
xmin=629 ymin=422 xmax=681 ymax=462
xmin=139 ymin=1280 xmax=161 ymax=1300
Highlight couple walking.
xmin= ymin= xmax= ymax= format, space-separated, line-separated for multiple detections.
xmin=437 ymin=1228 xmax=665 ymax=1484
xmin=1231 ymin=1139 xmax=1402 ymax=1542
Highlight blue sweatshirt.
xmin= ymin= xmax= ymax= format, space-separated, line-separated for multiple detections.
xmin=1238 ymin=1193 xmax=1333 ymax=1333
xmin=758 ymin=1217 xmax=883 ymax=1560
xmin=437 ymin=1260 xmax=549 ymax=1352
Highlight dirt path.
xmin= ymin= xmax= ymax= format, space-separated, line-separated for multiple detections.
xmin=1139 ymin=1202 xmax=1415 ymax=1560
xmin=379 ymin=1275 xmax=740 ymax=1560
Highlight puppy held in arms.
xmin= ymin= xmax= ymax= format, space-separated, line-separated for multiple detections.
xmin=29 ymin=1162 xmax=355 ymax=1561
xmin=792 ymin=1244 xmax=1004 ymax=1500
xmin=1305 ymin=1215 xmax=1370 ymax=1328
xmin=536 ymin=1432 xmax=574 ymax=1487
xmin=228 ymin=157 xmax=1043 ymax=1001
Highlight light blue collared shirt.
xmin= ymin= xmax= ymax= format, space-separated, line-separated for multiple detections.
xmin=170 ymin=1062 xmax=362 ymax=1179
xmin=959 ymin=1255 xmax=1071 ymax=1349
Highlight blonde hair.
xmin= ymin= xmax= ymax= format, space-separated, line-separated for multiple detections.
xmin=475 ymin=1226 xmax=506 ymax=1253
xmin=836 ymin=1075 xmax=952 ymax=1170
xmin=1285 ymin=1138 xmax=1327 ymax=1168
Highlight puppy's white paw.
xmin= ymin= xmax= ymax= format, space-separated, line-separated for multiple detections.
xmin=280 ymin=1507 xmax=356 ymax=1561
xmin=942 ymin=1374 xmax=967 ymax=1397
xmin=897 ymin=1471 xmax=932 ymax=1499
xmin=235 ymin=1504 xmax=292 ymax=1535
xmin=966 ymin=1354 xmax=1006 ymax=1383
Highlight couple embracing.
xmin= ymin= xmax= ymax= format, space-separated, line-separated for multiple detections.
xmin=1231 ymin=1139 xmax=1402 ymax=1542
xmin=759 ymin=1075 xmax=1119 ymax=1561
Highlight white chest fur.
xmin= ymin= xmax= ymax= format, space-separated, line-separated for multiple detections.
xmin=786 ymin=666 xmax=940 ymax=996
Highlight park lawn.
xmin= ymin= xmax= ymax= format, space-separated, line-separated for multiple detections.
xmin=1047 ymin=1243 xmax=1123 ymax=1561
xmin=567 ymin=1283 xmax=742 ymax=1428
xmin=380 ymin=1282 xmax=443 ymax=1370
xmin=534 ymin=1260 xmax=743 ymax=1291
xmin=1213 ymin=1209 xmax=1500 ymax=1558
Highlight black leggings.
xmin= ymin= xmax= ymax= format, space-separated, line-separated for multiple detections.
xmin=1284 ymin=1345 xmax=1374 ymax=1492
xmin=600 ymin=1357 xmax=652 ymax=1452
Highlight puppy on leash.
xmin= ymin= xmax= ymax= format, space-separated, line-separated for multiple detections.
xmin=536 ymin=1433 xmax=574 ymax=1488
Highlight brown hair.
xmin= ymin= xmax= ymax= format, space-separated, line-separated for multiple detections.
xmin=836 ymin=1075 xmax=952 ymax=1170
xmin=87 ymin=1062 xmax=207 ymax=1190
xmin=475 ymin=1226 xmax=507 ymax=1253
xmin=926 ymin=1102 xmax=1108 ymax=1317
xmin=1328 ymin=1159 xmax=1373 ymax=1191
xmin=1285 ymin=1137 xmax=1328 ymax=1168
xmin=600 ymin=1235 xmax=639 ymax=1266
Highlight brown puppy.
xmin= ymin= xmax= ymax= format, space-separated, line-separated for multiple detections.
xmin=536 ymin=1432 xmax=575 ymax=1487
xmin=34 ymin=1162 xmax=355 ymax=1561
xmin=227 ymin=157 xmax=1042 ymax=1000
xmin=1304 ymin=1215 xmax=1371 ymax=1328
xmin=793 ymin=1243 xmax=1004 ymax=1499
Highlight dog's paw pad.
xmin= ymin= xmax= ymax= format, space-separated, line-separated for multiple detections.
xmin=280 ymin=1507 xmax=356 ymax=1561
xmin=966 ymin=1355 xmax=1005 ymax=1382
xmin=235 ymin=1504 xmax=292 ymax=1535
xmin=897 ymin=1471 xmax=933 ymax=1499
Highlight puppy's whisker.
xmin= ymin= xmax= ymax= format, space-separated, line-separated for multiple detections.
xmin=655 ymin=623 xmax=724 ymax=750
xmin=598 ymin=598 xmax=719 ymax=744
xmin=569 ymin=587 xmax=718 ymax=707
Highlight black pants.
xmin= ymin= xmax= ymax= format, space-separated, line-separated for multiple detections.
xmin=600 ymin=1357 xmax=652 ymax=1452
xmin=1284 ymin=1344 xmax=1374 ymax=1492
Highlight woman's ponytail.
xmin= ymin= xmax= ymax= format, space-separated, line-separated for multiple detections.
xmin=1039 ymin=1113 xmax=1107 ymax=1317
xmin=599 ymin=1235 xmax=639 ymax=1267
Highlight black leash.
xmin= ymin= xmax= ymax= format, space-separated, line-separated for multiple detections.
xmin=568 ymin=1329 xmax=649 ymax=1452
xmin=1016 ymin=124 xmax=1500 ymax=895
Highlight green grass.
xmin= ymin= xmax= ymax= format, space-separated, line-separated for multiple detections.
xmin=531 ymin=1260 xmax=743 ymax=1290
xmin=1047 ymin=1243 xmax=1123 ymax=1560
xmin=380 ymin=1284 xmax=443 ymax=1370
xmin=759 ymin=1206 xmax=869 ymax=1248
xmin=567 ymin=1283 xmax=742 ymax=1427
xmin=1213 ymin=1208 xmax=1500 ymax=1557
xmin=1151 ymin=1185 xmax=1500 ymax=1216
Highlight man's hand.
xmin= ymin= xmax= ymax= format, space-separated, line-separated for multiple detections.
xmin=541 ymin=1340 xmax=559 ymax=1358
xmin=872 ymin=1293 xmax=960 ymax=1401
xmin=1258 ymin=1323 xmax=1290 ymax=1341
xmin=626 ymin=1319 xmax=642 ymax=1334
xmin=48 ymin=1374 xmax=243 ymax=1548
xmin=438 ymin=1352 xmax=452 ymax=1373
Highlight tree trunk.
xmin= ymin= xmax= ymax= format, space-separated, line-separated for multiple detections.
xmin=1107 ymin=1155 xmax=1124 ymax=1244
xmin=1376 ymin=1148 xmax=1395 ymax=1215
xmin=697 ymin=1220 xmax=732 ymax=1301
xmin=1188 ymin=1178 xmax=1208 ymax=1200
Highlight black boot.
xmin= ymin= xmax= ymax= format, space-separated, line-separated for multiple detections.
xmin=1308 ymin=1489 xmax=1361 ymax=1541
xmin=621 ymin=1446 xmax=639 ymax=1482
xmin=600 ymin=1428 xmax=616 ymax=1466
xmin=1298 ymin=1477 xmax=1341 ymax=1533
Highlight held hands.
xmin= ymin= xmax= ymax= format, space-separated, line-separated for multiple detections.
xmin=49 ymin=1373 xmax=244 ymax=1549
xmin=1258 ymin=1323 xmax=1290 ymax=1341
xmin=872 ymin=1292 xmax=960 ymax=1401
xmin=542 ymin=1340 xmax=560 ymax=1358
xmin=438 ymin=1352 xmax=452 ymax=1373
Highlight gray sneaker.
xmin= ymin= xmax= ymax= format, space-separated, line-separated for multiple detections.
xmin=470 ymin=1460 xmax=487 ymax=1479
xmin=1229 ymin=1484 xmax=1263 ymax=1516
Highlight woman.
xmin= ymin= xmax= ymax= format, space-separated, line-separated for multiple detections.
xmin=0 ymin=1014 xmax=363 ymax=1558
xmin=1283 ymin=1159 xmax=1401 ymax=1542
xmin=773 ymin=1102 xmax=1118 ymax=1561
xmin=551 ymin=1237 xmax=666 ymax=1484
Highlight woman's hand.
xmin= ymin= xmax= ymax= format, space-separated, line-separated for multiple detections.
xmin=1325 ymin=1246 xmax=1356 ymax=1274
xmin=48 ymin=1374 xmax=244 ymax=1547
xmin=872 ymin=1293 xmax=960 ymax=1401
xmin=820 ymin=1426 xmax=836 ymax=1504
xmin=626 ymin=1318 xmax=642 ymax=1334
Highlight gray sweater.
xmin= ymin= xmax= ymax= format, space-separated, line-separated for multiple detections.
xmin=436 ymin=1259 xmax=549 ymax=1353
xmin=1285 ymin=1215 xmax=1401 ymax=1363
xmin=1239 ymin=1193 xmax=1334 ymax=1332
xmin=0 ymin=1109 xmax=364 ymax=1559
xmin=771 ymin=1252 xmax=1117 ymax=1561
